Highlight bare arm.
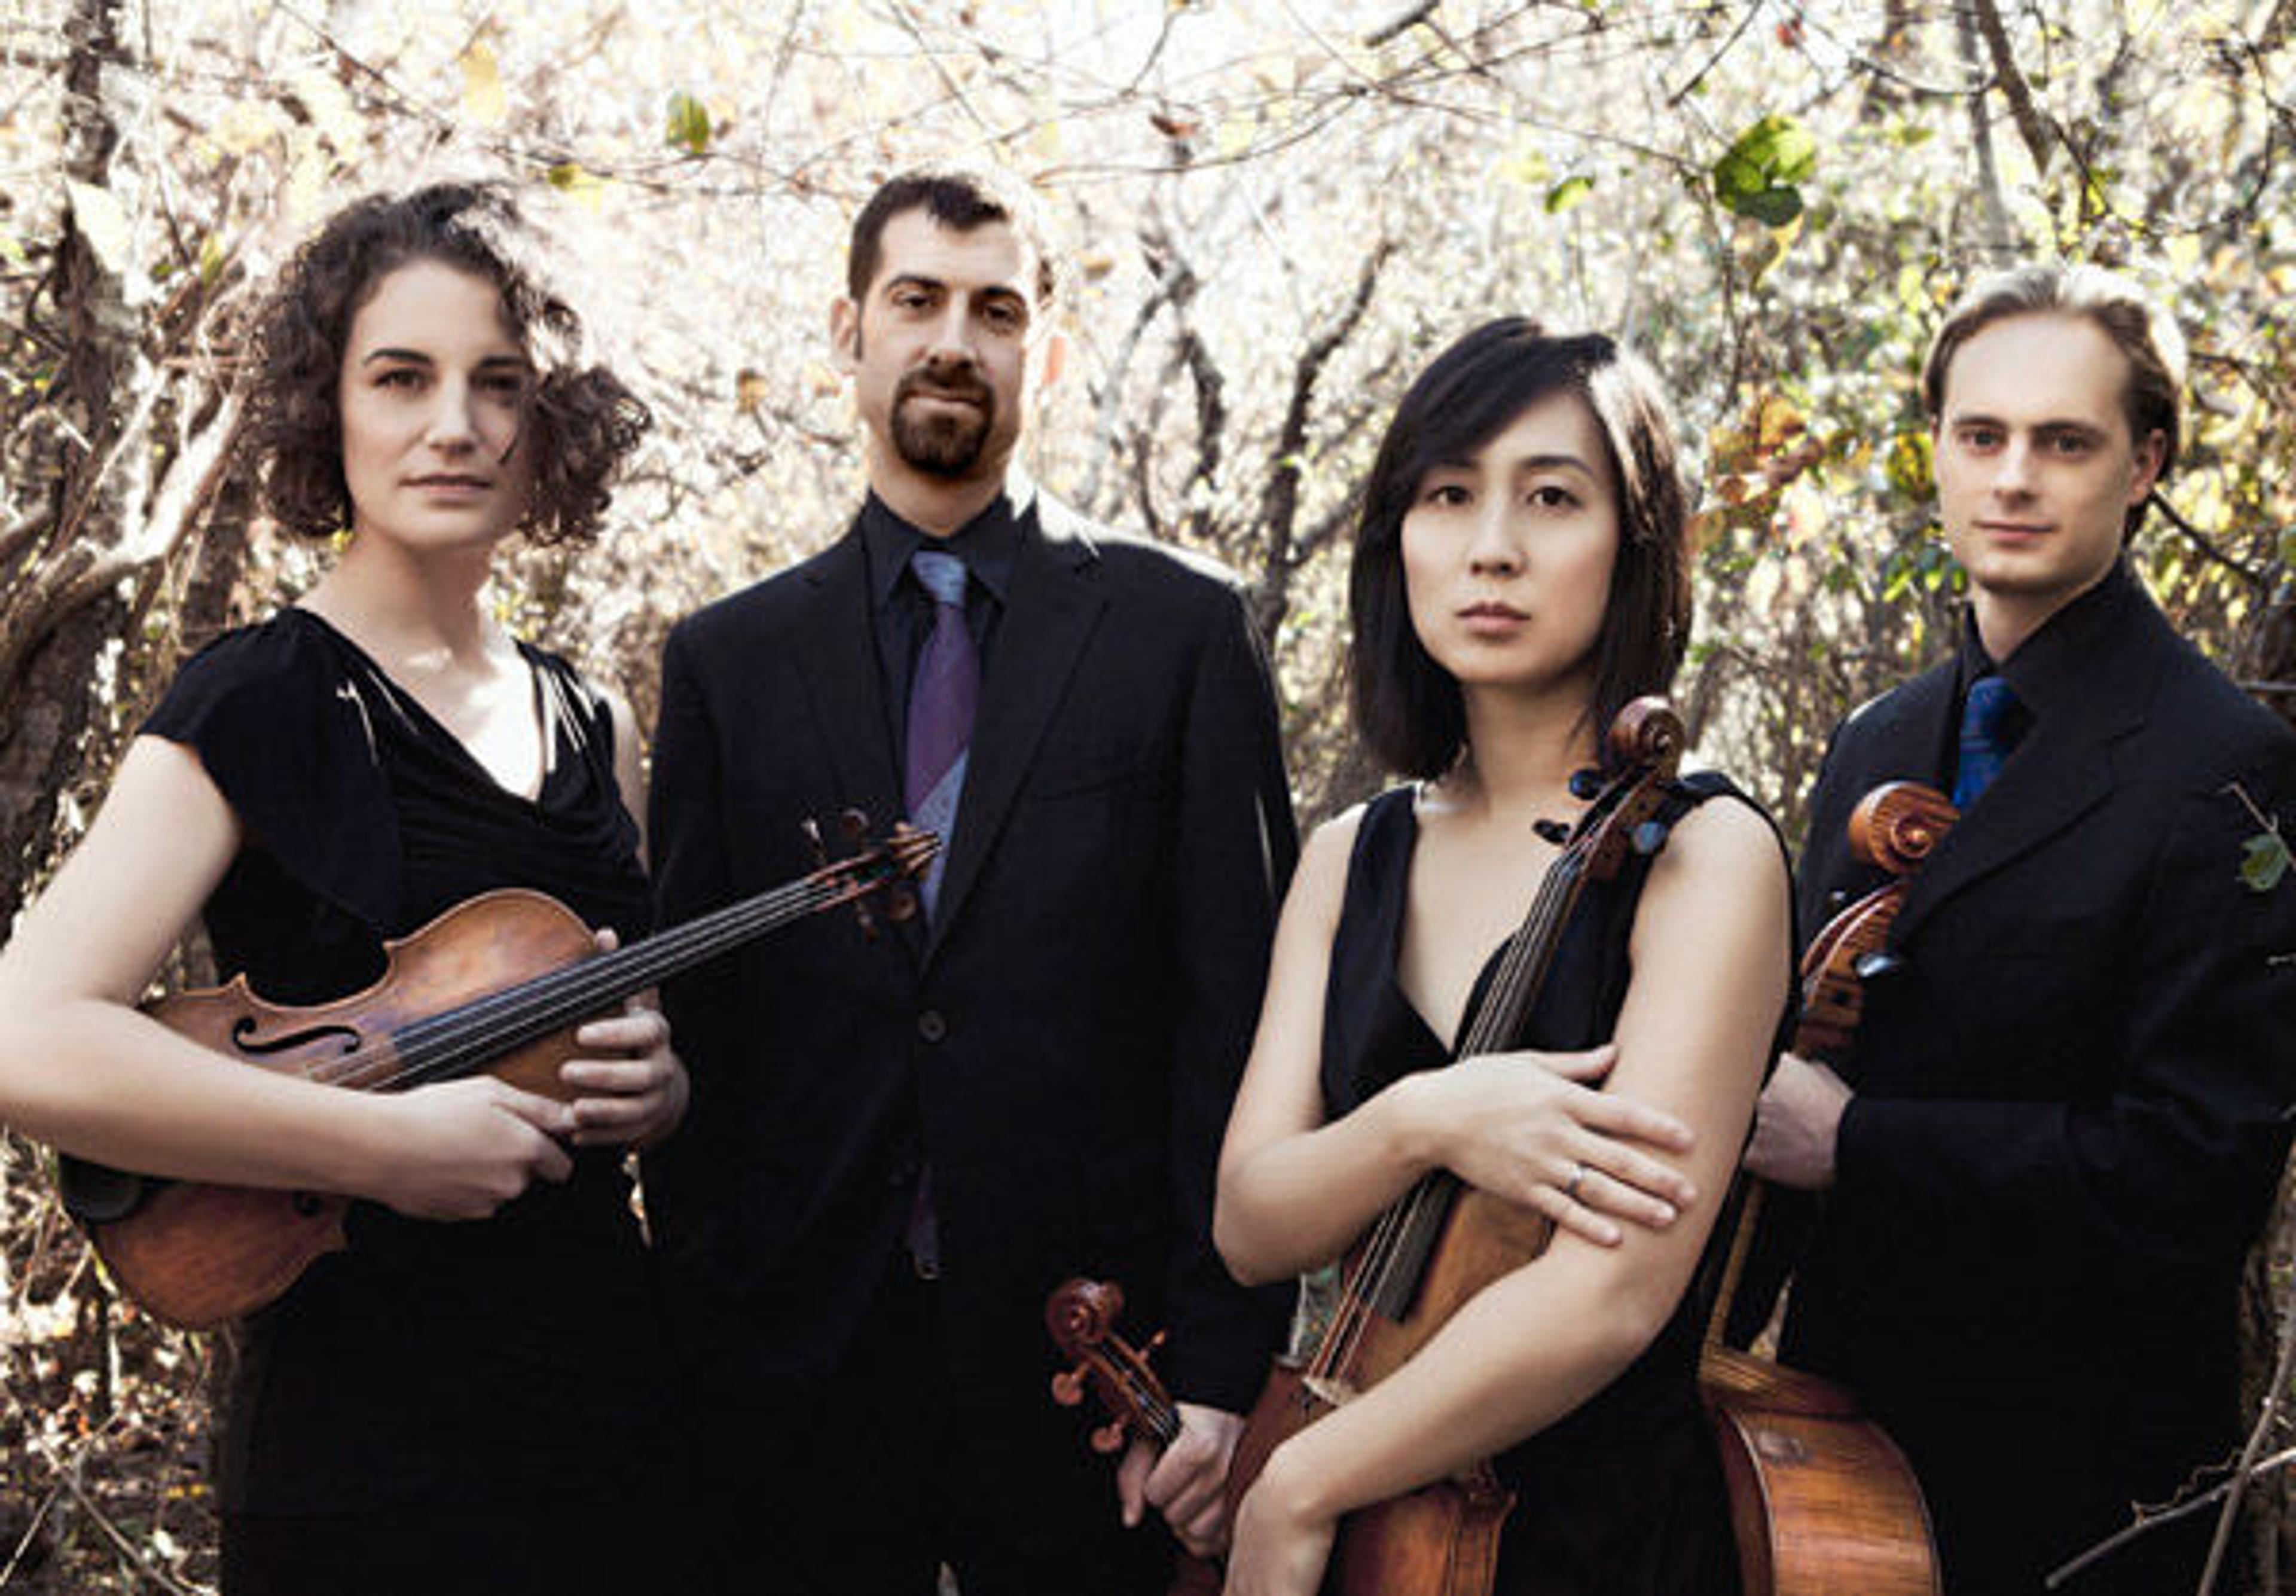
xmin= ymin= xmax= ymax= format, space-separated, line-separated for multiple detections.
xmin=1225 ymin=798 xmax=1791 ymax=1595
xmin=0 ymin=736 xmax=575 ymax=1217
xmin=1216 ymin=813 xmax=1699 ymax=1286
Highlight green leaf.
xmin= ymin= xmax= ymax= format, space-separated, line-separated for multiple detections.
xmin=2242 ymin=831 xmax=2292 ymax=895
xmin=1544 ymin=175 xmax=1595 ymax=213
xmin=666 ymin=91 xmax=712 ymax=156
xmin=1712 ymin=113 xmax=1818 ymax=226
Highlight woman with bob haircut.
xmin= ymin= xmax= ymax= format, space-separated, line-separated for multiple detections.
xmin=1215 ymin=317 xmax=1791 ymax=1595
xmin=0 ymin=182 xmax=682 ymax=1594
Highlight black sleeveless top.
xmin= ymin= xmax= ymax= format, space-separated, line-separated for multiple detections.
xmin=142 ymin=609 xmax=668 ymax=1515
xmin=1319 ymin=778 xmax=1780 ymax=1594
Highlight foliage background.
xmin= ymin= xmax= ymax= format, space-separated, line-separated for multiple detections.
xmin=2 ymin=1 xmax=2292 ymax=1589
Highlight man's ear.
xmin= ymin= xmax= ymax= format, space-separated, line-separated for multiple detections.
xmin=1036 ymin=326 xmax=1067 ymax=391
xmin=829 ymin=297 xmax=860 ymax=373
xmin=2128 ymin=427 xmax=2166 ymax=504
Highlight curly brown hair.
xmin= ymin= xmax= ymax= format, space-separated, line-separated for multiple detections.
xmin=243 ymin=182 xmax=651 ymax=546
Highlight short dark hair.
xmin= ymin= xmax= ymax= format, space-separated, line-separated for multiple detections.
xmin=1922 ymin=262 xmax=2184 ymax=539
xmin=1348 ymin=317 xmax=1693 ymax=780
xmin=846 ymin=166 xmax=1056 ymax=309
xmin=245 ymin=182 xmax=651 ymax=546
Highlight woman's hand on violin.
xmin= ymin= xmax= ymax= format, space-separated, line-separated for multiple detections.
xmin=561 ymin=930 xmax=691 ymax=1149
xmin=372 ymin=1078 xmax=575 ymax=1220
xmin=1119 ymin=1401 xmax=1243 ymax=1557
xmin=1223 ymin=1445 xmax=1337 ymax=1596
xmin=1402 ymin=1043 xmax=1697 ymax=1246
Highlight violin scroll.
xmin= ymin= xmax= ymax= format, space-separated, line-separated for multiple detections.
xmin=799 ymin=811 xmax=941 ymax=935
xmin=1046 ymin=1277 xmax=1180 ymax=1455
xmin=1604 ymin=695 xmax=1687 ymax=771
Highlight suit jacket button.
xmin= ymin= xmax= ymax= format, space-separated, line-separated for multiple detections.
xmin=917 ymin=1009 xmax=948 ymax=1043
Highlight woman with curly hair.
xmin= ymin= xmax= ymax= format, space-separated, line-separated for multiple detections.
xmin=0 ymin=183 xmax=682 ymax=1594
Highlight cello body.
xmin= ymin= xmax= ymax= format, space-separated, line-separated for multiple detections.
xmin=1694 ymin=780 xmax=1952 ymax=1596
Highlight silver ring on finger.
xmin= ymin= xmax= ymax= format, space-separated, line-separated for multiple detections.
xmin=1562 ymin=1161 xmax=1586 ymax=1201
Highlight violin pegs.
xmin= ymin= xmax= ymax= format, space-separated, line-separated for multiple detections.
xmin=883 ymin=886 xmax=918 ymax=924
xmin=1532 ymin=819 xmax=1571 ymax=846
xmin=799 ymin=817 xmax=830 ymax=871
xmin=1854 ymin=950 xmax=1905 ymax=981
xmin=1568 ymin=767 xmax=1604 ymax=801
xmin=1089 ymin=1421 xmax=1128 ymax=1455
xmin=1051 ymin=1367 xmax=1087 ymax=1408
xmin=838 ymin=808 xmax=870 ymax=849
xmin=1632 ymin=819 xmax=1670 ymax=856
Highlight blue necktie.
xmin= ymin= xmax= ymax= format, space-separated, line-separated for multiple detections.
xmin=1953 ymin=675 xmax=2019 ymax=808
xmin=905 ymin=550 xmax=976 ymax=921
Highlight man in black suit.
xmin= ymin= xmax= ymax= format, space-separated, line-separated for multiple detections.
xmin=1745 ymin=263 xmax=2296 ymax=1592
xmin=646 ymin=168 xmax=1297 ymax=1594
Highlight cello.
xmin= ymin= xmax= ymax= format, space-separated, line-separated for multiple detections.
xmin=62 ymin=814 xmax=935 ymax=1329
xmin=1224 ymin=697 xmax=1690 ymax=1596
xmin=1695 ymin=779 xmax=1952 ymax=1595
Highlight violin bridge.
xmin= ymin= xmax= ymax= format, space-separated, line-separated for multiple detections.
xmin=1303 ymin=1373 xmax=1359 ymax=1408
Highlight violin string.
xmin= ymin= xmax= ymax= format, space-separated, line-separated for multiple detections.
xmin=294 ymin=871 xmax=868 ymax=1093
xmin=1335 ymin=833 xmax=1591 ymax=1356
xmin=375 ymin=875 xmax=851 ymax=1090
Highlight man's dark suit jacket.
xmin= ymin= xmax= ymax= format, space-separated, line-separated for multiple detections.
xmin=1775 ymin=566 xmax=2296 ymax=1592
xmin=645 ymin=489 xmax=1296 ymax=1434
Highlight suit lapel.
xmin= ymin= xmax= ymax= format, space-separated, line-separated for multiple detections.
xmin=926 ymin=498 xmax=1106 ymax=959
xmin=1892 ymin=611 xmax=2154 ymax=943
xmin=790 ymin=525 xmax=922 ymax=962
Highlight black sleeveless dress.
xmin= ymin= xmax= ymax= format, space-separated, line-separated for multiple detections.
xmin=1319 ymin=780 xmax=1772 ymax=1596
xmin=139 ymin=609 xmax=671 ymax=1594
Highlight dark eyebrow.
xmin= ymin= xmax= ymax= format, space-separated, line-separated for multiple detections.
xmin=1514 ymin=452 xmax=1595 ymax=475
xmin=359 ymin=350 xmax=528 ymax=370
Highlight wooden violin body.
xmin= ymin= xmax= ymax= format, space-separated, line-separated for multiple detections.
xmin=69 ymin=819 xmax=935 ymax=1329
xmin=1226 ymin=699 xmax=1687 ymax=1596
xmin=1696 ymin=779 xmax=1952 ymax=1596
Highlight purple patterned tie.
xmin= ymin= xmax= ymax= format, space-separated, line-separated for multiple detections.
xmin=905 ymin=548 xmax=976 ymax=922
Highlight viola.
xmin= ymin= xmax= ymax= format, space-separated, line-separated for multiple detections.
xmin=62 ymin=814 xmax=936 ymax=1330
xmin=1045 ymin=1277 xmax=1222 ymax=1596
xmin=1225 ymin=697 xmax=1689 ymax=1596
xmin=1696 ymin=779 xmax=1953 ymax=1595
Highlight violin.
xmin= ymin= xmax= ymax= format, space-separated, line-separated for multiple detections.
xmin=1696 ymin=779 xmax=1953 ymax=1595
xmin=1045 ymin=1277 xmax=1222 ymax=1596
xmin=62 ymin=814 xmax=936 ymax=1330
xmin=1225 ymin=697 xmax=1690 ymax=1596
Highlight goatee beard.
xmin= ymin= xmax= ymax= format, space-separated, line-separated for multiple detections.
xmin=891 ymin=373 xmax=996 ymax=478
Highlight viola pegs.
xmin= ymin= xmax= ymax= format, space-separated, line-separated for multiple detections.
xmin=1568 ymin=768 xmax=1604 ymax=801
xmin=1532 ymin=819 xmax=1571 ymax=846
